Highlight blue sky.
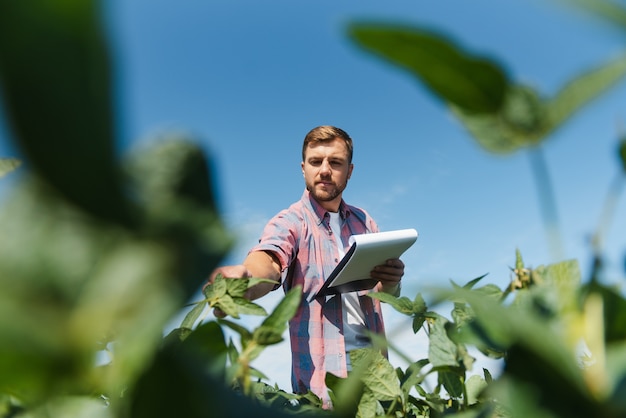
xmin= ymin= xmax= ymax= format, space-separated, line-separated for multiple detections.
xmin=3 ymin=0 xmax=626 ymax=392
xmin=106 ymin=0 xmax=625 ymax=390
xmin=104 ymin=0 xmax=626 ymax=283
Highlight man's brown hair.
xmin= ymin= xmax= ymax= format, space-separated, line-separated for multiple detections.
xmin=302 ymin=126 xmax=353 ymax=163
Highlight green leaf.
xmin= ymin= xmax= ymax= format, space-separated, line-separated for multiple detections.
xmin=412 ymin=316 xmax=426 ymax=334
xmin=226 ymin=279 xmax=249 ymax=298
xmin=370 ymin=293 xmax=414 ymax=314
xmin=123 ymin=138 xmax=231 ymax=300
xmin=451 ymin=303 xmax=474 ymax=328
xmin=438 ymin=369 xmax=464 ymax=398
xmin=465 ymin=374 xmax=487 ymax=405
xmin=356 ymin=391 xmax=380 ymax=418
xmin=215 ymin=294 xmax=239 ymax=319
xmin=475 ymin=284 xmax=504 ymax=300
xmin=180 ymin=300 xmax=208 ymax=330
xmin=458 ymin=287 xmax=590 ymax=395
xmin=348 ymin=23 xmax=508 ymax=113
xmin=351 ymin=349 xmax=403 ymax=402
xmin=0 ymin=158 xmax=21 ymax=178
xmin=545 ymin=53 xmax=626 ymax=137
xmin=0 ymin=0 xmax=133 ymax=225
xmin=233 ymin=297 xmax=268 ymax=316
xmin=252 ymin=325 xmax=284 ymax=346
xmin=428 ymin=315 xmax=459 ymax=367
xmin=261 ymin=286 xmax=301 ymax=330
xmin=218 ymin=319 xmax=252 ymax=345
xmin=205 ymin=275 xmax=228 ymax=300
xmin=182 ymin=321 xmax=228 ymax=376
xmin=461 ymin=274 xmax=489 ymax=290
xmin=452 ymin=85 xmax=547 ymax=154
xmin=584 ymin=281 xmax=626 ymax=344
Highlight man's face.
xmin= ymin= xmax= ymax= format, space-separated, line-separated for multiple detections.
xmin=301 ymin=137 xmax=353 ymax=212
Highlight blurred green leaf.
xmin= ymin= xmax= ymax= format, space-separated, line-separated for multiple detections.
xmin=512 ymin=259 xmax=581 ymax=319
xmin=182 ymin=322 xmax=229 ymax=377
xmin=459 ymin=288 xmax=589 ymax=394
xmin=125 ymin=138 xmax=232 ymax=299
xmin=565 ymin=0 xmax=626 ymax=30
xmin=545 ymin=53 xmax=626 ymax=136
xmin=125 ymin=137 xmax=219 ymax=211
xmin=129 ymin=329 xmax=294 ymax=418
xmin=452 ymin=85 xmax=547 ymax=153
xmin=583 ymin=281 xmax=626 ymax=343
xmin=0 ymin=158 xmax=20 ymax=178
xmin=0 ymin=0 xmax=133 ymax=225
xmin=348 ymin=23 xmax=509 ymax=113
xmin=504 ymin=344 xmax=604 ymax=417
xmin=606 ymin=341 xmax=626 ymax=412
xmin=453 ymin=55 xmax=626 ymax=155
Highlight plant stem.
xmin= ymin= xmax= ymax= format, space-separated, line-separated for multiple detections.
xmin=590 ymin=172 xmax=624 ymax=282
xmin=528 ymin=147 xmax=564 ymax=261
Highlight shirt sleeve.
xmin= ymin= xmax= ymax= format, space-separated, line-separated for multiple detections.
xmin=249 ymin=210 xmax=300 ymax=274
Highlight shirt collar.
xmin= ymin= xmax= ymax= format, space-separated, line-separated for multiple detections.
xmin=301 ymin=189 xmax=351 ymax=225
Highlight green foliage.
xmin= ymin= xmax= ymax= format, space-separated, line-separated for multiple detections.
xmin=0 ymin=0 xmax=625 ymax=417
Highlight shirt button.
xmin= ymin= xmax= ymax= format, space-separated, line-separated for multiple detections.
xmin=334 ymin=258 xmax=338 ymax=262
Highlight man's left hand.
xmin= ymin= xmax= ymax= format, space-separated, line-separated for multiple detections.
xmin=371 ymin=258 xmax=404 ymax=293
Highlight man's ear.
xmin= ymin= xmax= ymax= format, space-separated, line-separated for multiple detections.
xmin=347 ymin=163 xmax=354 ymax=180
xmin=301 ymin=161 xmax=305 ymax=176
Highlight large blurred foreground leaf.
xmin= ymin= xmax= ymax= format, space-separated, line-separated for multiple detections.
xmin=456 ymin=281 xmax=626 ymax=417
xmin=0 ymin=138 xmax=231 ymax=415
xmin=348 ymin=23 xmax=508 ymax=114
xmin=454 ymin=53 xmax=626 ymax=154
xmin=0 ymin=0 xmax=132 ymax=225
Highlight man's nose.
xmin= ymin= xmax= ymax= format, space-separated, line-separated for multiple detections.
xmin=320 ymin=160 xmax=332 ymax=174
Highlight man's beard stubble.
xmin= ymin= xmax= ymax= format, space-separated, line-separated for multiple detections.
xmin=307 ymin=178 xmax=348 ymax=203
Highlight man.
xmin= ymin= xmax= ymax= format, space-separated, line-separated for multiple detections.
xmin=208 ymin=125 xmax=405 ymax=406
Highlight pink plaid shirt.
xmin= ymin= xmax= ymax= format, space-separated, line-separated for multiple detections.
xmin=250 ymin=190 xmax=386 ymax=406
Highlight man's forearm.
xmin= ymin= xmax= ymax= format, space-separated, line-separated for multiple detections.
xmin=242 ymin=250 xmax=281 ymax=300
